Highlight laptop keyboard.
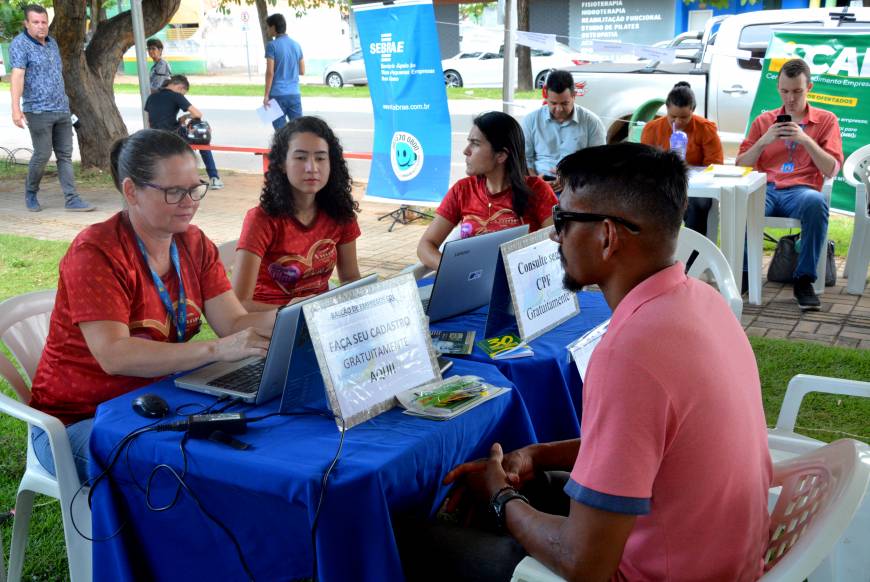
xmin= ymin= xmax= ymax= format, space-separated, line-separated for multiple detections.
xmin=206 ymin=359 xmax=265 ymax=394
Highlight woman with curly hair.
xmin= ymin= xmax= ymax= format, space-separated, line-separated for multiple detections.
xmin=232 ymin=117 xmax=361 ymax=310
xmin=417 ymin=111 xmax=557 ymax=272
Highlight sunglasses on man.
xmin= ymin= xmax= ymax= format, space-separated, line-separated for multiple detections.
xmin=551 ymin=205 xmax=641 ymax=235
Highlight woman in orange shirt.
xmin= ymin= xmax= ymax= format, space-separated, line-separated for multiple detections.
xmin=641 ymin=81 xmax=723 ymax=235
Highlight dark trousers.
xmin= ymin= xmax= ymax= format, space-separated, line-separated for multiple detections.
xmin=395 ymin=472 xmax=571 ymax=582
xmin=25 ymin=111 xmax=78 ymax=200
xmin=685 ymin=197 xmax=713 ymax=237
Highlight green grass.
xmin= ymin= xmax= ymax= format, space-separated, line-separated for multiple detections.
xmin=0 ymin=80 xmax=539 ymax=100
xmin=1 ymin=160 xmax=116 ymax=190
xmin=0 ymin=232 xmax=867 ymax=578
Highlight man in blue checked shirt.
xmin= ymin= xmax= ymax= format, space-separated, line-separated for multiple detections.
xmin=9 ymin=4 xmax=95 ymax=213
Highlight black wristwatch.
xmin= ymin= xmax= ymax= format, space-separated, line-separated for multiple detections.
xmin=489 ymin=486 xmax=529 ymax=530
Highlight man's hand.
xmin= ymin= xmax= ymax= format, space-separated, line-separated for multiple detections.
xmin=776 ymin=121 xmax=811 ymax=146
xmin=263 ymin=97 xmax=271 ymax=108
xmin=12 ymin=110 xmax=26 ymax=128
xmin=442 ymin=443 xmax=539 ymax=520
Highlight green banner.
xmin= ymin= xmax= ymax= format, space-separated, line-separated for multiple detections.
xmin=747 ymin=31 xmax=870 ymax=212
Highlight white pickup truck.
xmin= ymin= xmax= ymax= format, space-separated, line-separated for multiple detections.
xmin=565 ymin=7 xmax=870 ymax=155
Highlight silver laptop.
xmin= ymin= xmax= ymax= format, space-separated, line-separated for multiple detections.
xmin=174 ymin=275 xmax=378 ymax=403
xmin=421 ymin=225 xmax=529 ymax=323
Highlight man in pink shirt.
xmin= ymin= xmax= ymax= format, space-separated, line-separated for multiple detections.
xmin=736 ymin=58 xmax=843 ymax=311
xmin=400 ymin=143 xmax=772 ymax=582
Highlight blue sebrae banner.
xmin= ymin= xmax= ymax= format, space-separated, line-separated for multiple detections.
xmin=353 ymin=0 xmax=451 ymax=204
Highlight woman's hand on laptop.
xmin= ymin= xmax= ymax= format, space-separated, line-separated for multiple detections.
xmin=213 ymin=327 xmax=272 ymax=361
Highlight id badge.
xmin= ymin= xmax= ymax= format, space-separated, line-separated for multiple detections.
xmin=781 ymin=162 xmax=795 ymax=173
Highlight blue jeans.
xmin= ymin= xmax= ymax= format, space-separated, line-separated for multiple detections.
xmin=270 ymin=94 xmax=303 ymax=129
xmin=31 ymin=418 xmax=93 ymax=483
xmin=765 ymin=183 xmax=829 ymax=281
xmin=24 ymin=111 xmax=79 ymax=201
xmin=198 ymin=149 xmax=219 ymax=179
xmin=176 ymin=126 xmax=218 ymax=179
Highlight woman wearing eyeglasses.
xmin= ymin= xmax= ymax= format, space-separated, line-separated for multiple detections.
xmin=28 ymin=129 xmax=276 ymax=480
xmin=417 ymin=111 xmax=558 ymax=272
xmin=231 ymin=116 xmax=361 ymax=311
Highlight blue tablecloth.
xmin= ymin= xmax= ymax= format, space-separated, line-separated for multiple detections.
xmin=89 ymin=358 xmax=536 ymax=582
xmin=431 ymin=290 xmax=611 ymax=442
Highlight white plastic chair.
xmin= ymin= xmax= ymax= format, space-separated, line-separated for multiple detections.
xmin=676 ymin=226 xmax=743 ymax=319
xmin=755 ymin=179 xmax=833 ymax=296
xmin=0 ymin=290 xmax=92 ymax=582
xmin=217 ymin=238 xmax=237 ymax=277
xmin=760 ymin=438 xmax=870 ymax=581
xmin=842 ymin=144 xmax=870 ymax=295
xmin=510 ymin=438 xmax=870 ymax=582
xmin=767 ymin=374 xmax=870 ymax=582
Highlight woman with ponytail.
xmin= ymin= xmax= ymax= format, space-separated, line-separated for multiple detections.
xmin=641 ymin=81 xmax=724 ymax=235
xmin=417 ymin=111 xmax=557 ymax=272
xmin=28 ymin=129 xmax=276 ymax=480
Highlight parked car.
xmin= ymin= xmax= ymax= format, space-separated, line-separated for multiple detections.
xmin=323 ymin=49 xmax=367 ymax=88
xmin=441 ymin=42 xmax=592 ymax=89
xmin=561 ymin=7 xmax=870 ymax=152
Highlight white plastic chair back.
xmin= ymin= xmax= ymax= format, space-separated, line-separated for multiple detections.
xmin=217 ymin=238 xmax=237 ymax=277
xmin=760 ymin=439 xmax=870 ymax=581
xmin=510 ymin=438 xmax=870 ymax=582
xmin=0 ymin=289 xmax=92 ymax=582
xmin=842 ymin=144 xmax=870 ymax=294
xmin=762 ymin=178 xmax=832 ymax=295
xmin=0 ymin=289 xmax=55 ymax=401
xmin=675 ymin=227 xmax=743 ymax=320
xmin=767 ymin=374 xmax=870 ymax=582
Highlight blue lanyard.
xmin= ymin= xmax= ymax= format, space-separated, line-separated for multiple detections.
xmin=135 ymin=235 xmax=187 ymax=342
xmin=785 ymin=123 xmax=806 ymax=164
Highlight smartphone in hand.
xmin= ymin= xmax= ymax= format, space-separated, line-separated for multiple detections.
xmin=776 ymin=114 xmax=792 ymax=124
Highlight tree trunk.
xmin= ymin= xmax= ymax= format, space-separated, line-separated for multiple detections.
xmin=256 ymin=0 xmax=270 ymax=53
xmin=51 ymin=0 xmax=180 ymax=170
xmin=517 ymin=0 xmax=532 ymax=91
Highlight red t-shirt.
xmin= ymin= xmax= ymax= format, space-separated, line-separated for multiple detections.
xmin=30 ymin=212 xmax=232 ymax=425
xmin=739 ymin=104 xmax=843 ymax=192
xmin=436 ymin=175 xmax=557 ymax=238
xmin=237 ymin=206 xmax=361 ymax=305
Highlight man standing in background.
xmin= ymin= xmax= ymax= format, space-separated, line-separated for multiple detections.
xmin=147 ymin=38 xmax=172 ymax=94
xmin=263 ymin=13 xmax=305 ymax=129
xmin=9 ymin=4 xmax=95 ymax=212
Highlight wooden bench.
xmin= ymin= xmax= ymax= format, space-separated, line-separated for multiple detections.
xmin=189 ymin=144 xmax=373 ymax=173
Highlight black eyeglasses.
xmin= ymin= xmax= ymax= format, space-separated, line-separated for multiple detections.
xmin=142 ymin=181 xmax=209 ymax=204
xmin=552 ymin=205 xmax=641 ymax=235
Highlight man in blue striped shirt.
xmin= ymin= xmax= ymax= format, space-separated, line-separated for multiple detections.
xmin=9 ymin=4 xmax=95 ymax=212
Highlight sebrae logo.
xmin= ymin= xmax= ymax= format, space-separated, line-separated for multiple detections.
xmin=390 ymin=131 xmax=424 ymax=181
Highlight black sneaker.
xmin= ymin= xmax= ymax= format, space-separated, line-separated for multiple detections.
xmin=793 ymin=277 xmax=820 ymax=311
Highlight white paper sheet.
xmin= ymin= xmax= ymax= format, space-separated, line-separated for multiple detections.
xmin=257 ymin=99 xmax=284 ymax=125
xmin=515 ymin=31 xmax=556 ymax=52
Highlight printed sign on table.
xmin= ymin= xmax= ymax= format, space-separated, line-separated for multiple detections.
xmin=485 ymin=227 xmax=579 ymax=342
xmin=303 ymin=274 xmax=440 ymax=429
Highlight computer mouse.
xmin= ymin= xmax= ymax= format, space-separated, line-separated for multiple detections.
xmin=131 ymin=393 xmax=170 ymax=419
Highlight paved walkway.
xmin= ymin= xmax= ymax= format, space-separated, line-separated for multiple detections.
xmin=1 ymin=171 xmax=868 ymax=349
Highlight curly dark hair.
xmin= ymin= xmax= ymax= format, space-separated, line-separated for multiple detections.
xmin=260 ymin=116 xmax=358 ymax=222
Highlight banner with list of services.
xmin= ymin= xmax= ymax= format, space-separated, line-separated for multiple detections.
xmin=748 ymin=30 xmax=870 ymax=212
xmin=353 ymin=0 xmax=452 ymax=205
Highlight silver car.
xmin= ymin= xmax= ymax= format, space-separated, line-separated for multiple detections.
xmin=323 ymin=50 xmax=367 ymax=88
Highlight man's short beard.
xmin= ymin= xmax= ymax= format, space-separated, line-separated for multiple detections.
xmin=563 ymin=272 xmax=584 ymax=293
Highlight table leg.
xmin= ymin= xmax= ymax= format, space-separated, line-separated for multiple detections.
xmin=746 ymin=182 xmax=765 ymax=306
xmin=719 ymin=185 xmax=739 ymax=284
